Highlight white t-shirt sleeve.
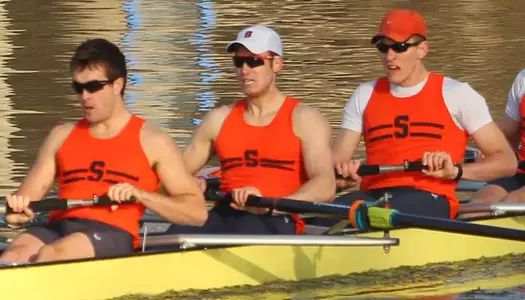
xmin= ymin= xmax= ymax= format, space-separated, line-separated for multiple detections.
xmin=341 ymin=80 xmax=376 ymax=133
xmin=442 ymin=78 xmax=493 ymax=135
xmin=504 ymin=69 xmax=525 ymax=122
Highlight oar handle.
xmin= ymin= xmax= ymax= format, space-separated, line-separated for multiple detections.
xmin=336 ymin=160 xmax=427 ymax=178
xmin=2 ymin=194 xmax=136 ymax=215
xmin=4 ymin=198 xmax=69 ymax=214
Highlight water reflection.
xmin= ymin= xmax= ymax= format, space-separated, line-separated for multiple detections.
xmin=0 ymin=0 xmax=524 ymax=185
xmin=192 ymin=0 xmax=219 ymax=127
xmin=0 ymin=0 xmax=17 ymax=193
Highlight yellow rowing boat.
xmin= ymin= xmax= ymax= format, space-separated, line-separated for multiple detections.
xmin=1 ymin=212 xmax=524 ymax=300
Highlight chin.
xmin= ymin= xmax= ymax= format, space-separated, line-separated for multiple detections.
xmin=83 ymin=113 xmax=102 ymax=123
xmin=386 ymin=74 xmax=406 ymax=86
xmin=243 ymin=88 xmax=264 ymax=98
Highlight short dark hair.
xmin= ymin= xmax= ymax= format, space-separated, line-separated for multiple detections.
xmin=69 ymin=38 xmax=127 ymax=95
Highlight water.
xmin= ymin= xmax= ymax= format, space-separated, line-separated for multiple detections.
xmin=1 ymin=0 xmax=525 ymax=298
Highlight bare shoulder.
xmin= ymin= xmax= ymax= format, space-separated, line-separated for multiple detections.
xmin=292 ymin=103 xmax=332 ymax=138
xmin=201 ymin=104 xmax=233 ymax=127
xmin=293 ymin=103 xmax=326 ymax=119
xmin=194 ymin=104 xmax=234 ymax=140
xmin=140 ymin=123 xmax=176 ymax=148
xmin=44 ymin=122 xmax=75 ymax=150
xmin=50 ymin=122 xmax=75 ymax=137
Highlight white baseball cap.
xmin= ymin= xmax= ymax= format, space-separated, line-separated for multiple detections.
xmin=226 ymin=25 xmax=283 ymax=57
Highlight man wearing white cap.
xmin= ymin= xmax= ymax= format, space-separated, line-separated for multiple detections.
xmin=166 ymin=25 xmax=335 ymax=235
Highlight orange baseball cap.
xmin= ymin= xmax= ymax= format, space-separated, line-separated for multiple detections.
xmin=371 ymin=9 xmax=427 ymax=44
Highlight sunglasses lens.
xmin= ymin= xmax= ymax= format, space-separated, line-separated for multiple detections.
xmin=232 ymin=57 xmax=244 ymax=68
xmin=376 ymin=43 xmax=389 ymax=53
xmin=245 ymin=57 xmax=264 ymax=68
xmin=376 ymin=42 xmax=412 ymax=54
xmin=391 ymin=43 xmax=409 ymax=53
xmin=72 ymin=81 xmax=106 ymax=94
xmin=232 ymin=57 xmax=266 ymax=68
xmin=85 ymin=81 xmax=104 ymax=93
xmin=72 ymin=81 xmax=82 ymax=94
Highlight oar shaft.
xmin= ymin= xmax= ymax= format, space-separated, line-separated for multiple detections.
xmin=391 ymin=212 xmax=525 ymax=242
xmin=205 ymin=190 xmax=350 ymax=218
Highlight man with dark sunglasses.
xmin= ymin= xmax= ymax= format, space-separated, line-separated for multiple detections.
xmin=166 ymin=25 xmax=335 ymax=235
xmin=0 ymin=38 xmax=207 ymax=263
xmin=328 ymin=9 xmax=516 ymax=221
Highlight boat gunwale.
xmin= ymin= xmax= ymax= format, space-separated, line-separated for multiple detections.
xmin=0 ymin=213 xmax=523 ymax=270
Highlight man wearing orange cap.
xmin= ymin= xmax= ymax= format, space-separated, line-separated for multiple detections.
xmin=329 ymin=9 xmax=516 ymax=220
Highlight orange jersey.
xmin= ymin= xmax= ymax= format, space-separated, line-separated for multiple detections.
xmin=517 ymin=94 xmax=525 ymax=174
xmin=214 ymin=97 xmax=307 ymax=233
xmin=360 ymin=73 xmax=468 ymax=218
xmin=52 ymin=115 xmax=160 ymax=248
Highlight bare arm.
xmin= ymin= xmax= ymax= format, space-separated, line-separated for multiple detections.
xmin=463 ymin=122 xmax=517 ymax=181
xmin=331 ymin=128 xmax=362 ymax=164
xmin=331 ymin=128 xmax=363 ymax=190
xmin=183 ymin=106 xmax=231 ymax=175
xmin=284 ymin=105 xmax=336 ymax=202
xmin=16 ymin=123 xmax=74 ymax=200
xmin=138 ymin=126 xmax=208 ymax=226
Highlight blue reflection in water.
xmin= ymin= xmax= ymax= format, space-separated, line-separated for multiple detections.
xmin=192 ymin=0 xmax=220 ymax=126
xmin=118 ymin=0 xmax=219 ymax=127
xmin=120 ymin=0 xmax=142 ymax=111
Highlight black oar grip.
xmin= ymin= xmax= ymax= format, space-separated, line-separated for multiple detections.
xmin=5 ymin=198 xmax=69 ymax=214
xmin=93 ymin=195 xmax=136 ymax=206
xmin=335 ymin=165 xmax=379 ymax=179
xmin=206 ymin=177 xmax=220 ymax=191
xmin=204 ymin=188 xmax=228 ymax=202
xmin=404 ymin=160 xmax=427 ymax=171
xmin=356 ymin=165 xmax=380 ymax=176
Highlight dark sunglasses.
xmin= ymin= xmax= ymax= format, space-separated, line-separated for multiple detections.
xmin=376 ymin=41 xmax=422 ymax=54
xmin=71 ymin=79 xmax=115 ymax=94
xmin=232 ymin=55 xmax=273 ymax=68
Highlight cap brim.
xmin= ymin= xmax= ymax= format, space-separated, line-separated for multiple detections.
xmin=225 ymin=41 xmax=241 ymax=53
xmin=370 ymin=35 xmax=384 ymax=44
xmin=225 ymin=41 xmax=266 ymax=55
xmin=371 ymin=33 xmax=421 ymax=44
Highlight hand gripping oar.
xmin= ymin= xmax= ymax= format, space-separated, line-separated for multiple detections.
xmin=0 ymin=194 xmax=136 ymax=215
xmin=205 ymin=190 xmax=525 ymax=242
xmin=335 ymin=160 xmax=426 ymax=179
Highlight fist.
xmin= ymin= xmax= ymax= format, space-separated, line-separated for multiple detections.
xmin=5 ymin=195 xmax=34 ymax=225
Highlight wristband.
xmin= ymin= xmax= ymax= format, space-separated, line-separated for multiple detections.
xmin=453 ymin=164 xmax=463 ymax=182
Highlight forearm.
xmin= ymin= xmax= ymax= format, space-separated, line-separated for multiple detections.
xmin=461 ymin=151 xmax=517 ymax=181
xmin=16 ymin=182 xmax=52 ymax=201
xmin=284 ymin=175 xmax=336 ymax=203
xmin=139 ymin=191 xmax=207 ymax=226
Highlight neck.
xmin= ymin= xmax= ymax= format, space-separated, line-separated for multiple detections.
xmin=90 ymin=98 xmax=131 ymax=134
xmin=398 ymin=64 xmax=429 ymax=87
xmin=245 ymin=86 xmax=285 ymax=116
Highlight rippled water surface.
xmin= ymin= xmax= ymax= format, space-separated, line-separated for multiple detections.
xmin=1 ymin=0 xmax=525 ymax=298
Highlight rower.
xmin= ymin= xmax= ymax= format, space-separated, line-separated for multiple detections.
xmin=473 ymin=69 xmax=525 ymax=203
xmin=0 ymin=38 xmax=207 ymax=263
xmin=166 ymin=25 xmax=336 ymax=235
xmin=328 ymin=9 xmax=517 ymax=221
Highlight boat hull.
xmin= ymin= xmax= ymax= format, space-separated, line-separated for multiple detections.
xmin=1 ymin=216 xmax=525 ymax=300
